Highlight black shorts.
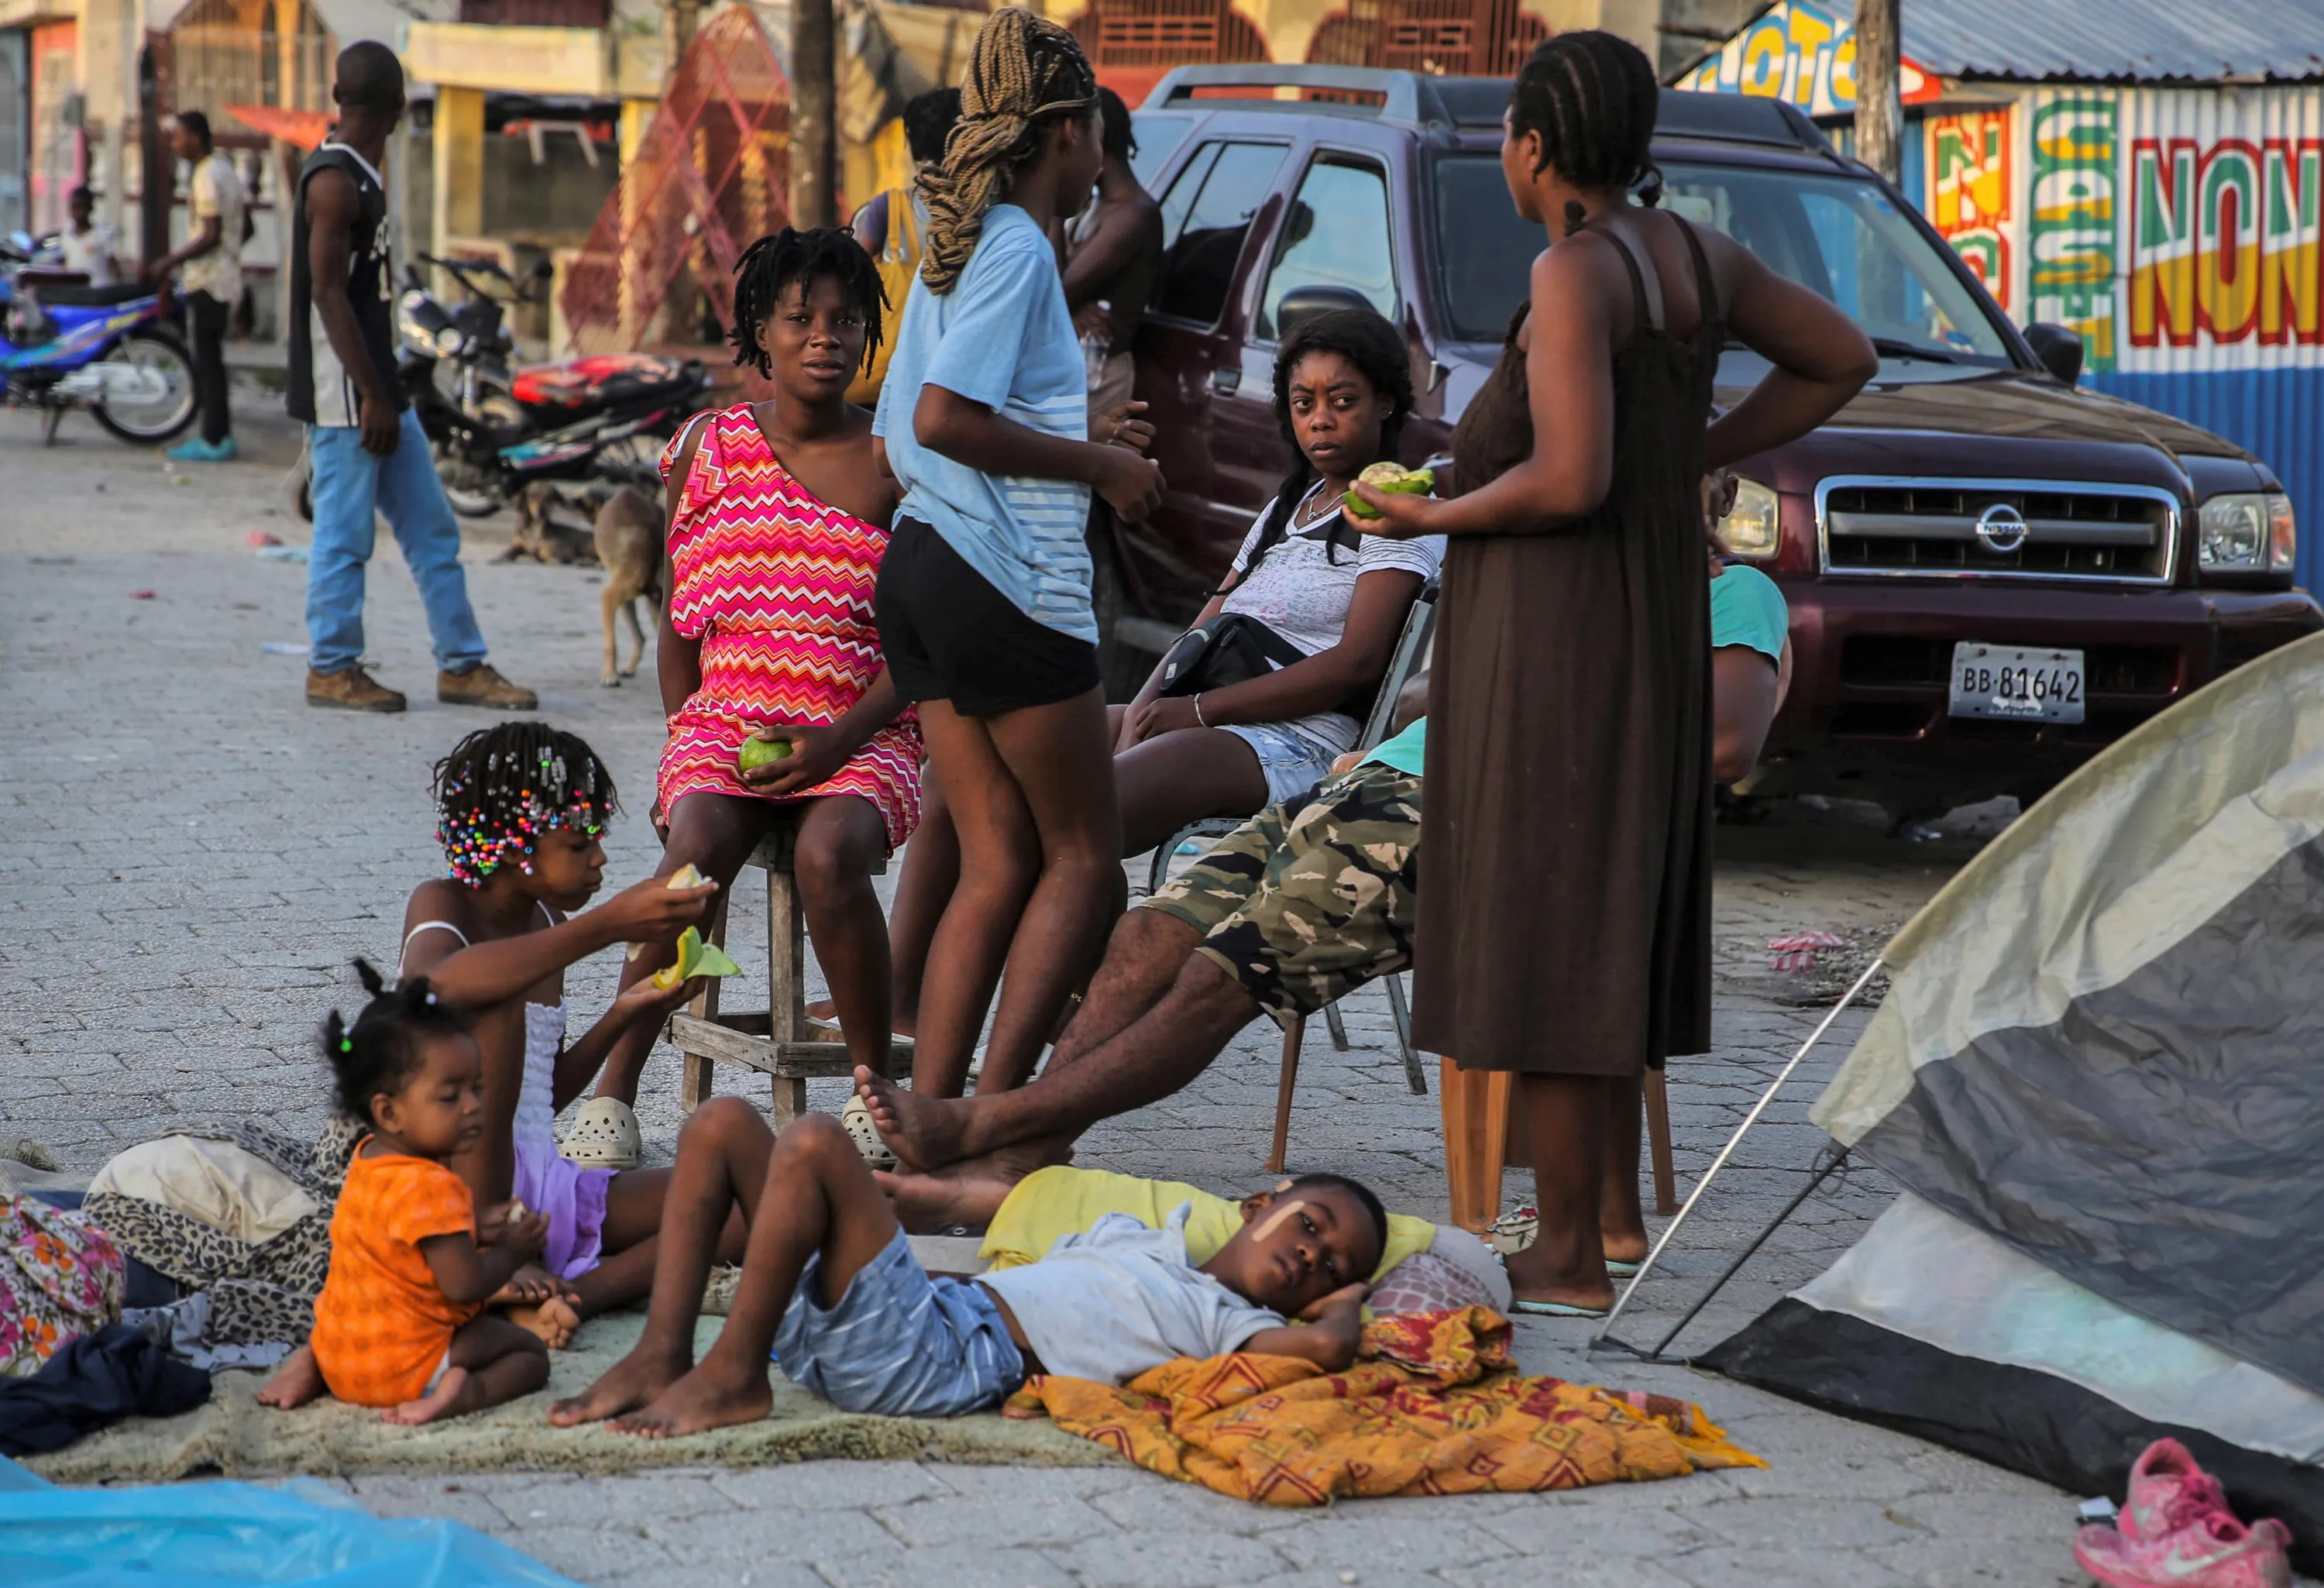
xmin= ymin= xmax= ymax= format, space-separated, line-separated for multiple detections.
xmin=875 ymin=516 xmax=1101 ymax=717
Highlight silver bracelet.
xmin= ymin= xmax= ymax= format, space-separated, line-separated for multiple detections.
xmin=1194 ymin=693 xmax=1210 ymax=727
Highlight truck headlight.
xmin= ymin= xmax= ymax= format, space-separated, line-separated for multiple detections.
xmin=1722 ymin=476 xmax=1781 ymax=557
xmin=2198 ymin=493 xmax=2275 ymax=571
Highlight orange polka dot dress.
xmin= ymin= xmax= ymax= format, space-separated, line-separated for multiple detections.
xmin=310 ymin=1143 xmax=481 ymax=1408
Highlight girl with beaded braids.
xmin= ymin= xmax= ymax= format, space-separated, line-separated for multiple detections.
xmin=590 ymin=225 xmax=920 ymax=1122
xmin=259 ymin=773 xmax=727 ymax=1412
xmin=1348 ymin=30 xmax=1874 ymax=1318
xmin=864 ymin=7 xmax=1161 ymax=1114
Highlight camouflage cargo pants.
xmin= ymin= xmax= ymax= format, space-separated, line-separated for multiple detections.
xmin=1142 ymin=761 xmax=1422 ymax=1022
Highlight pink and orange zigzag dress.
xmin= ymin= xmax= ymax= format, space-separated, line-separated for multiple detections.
xmin=655 ymin=404 xmax=921 ymax=848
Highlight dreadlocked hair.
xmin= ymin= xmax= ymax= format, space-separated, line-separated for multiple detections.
xmin=728 ymin=226 xmax=889 ymax=378
xmin=1509 ymin=29 xmax=1663 ymax=232
xmin=918 ymin=7 xmax=1096 ymax=294
xmin=1232 ymin=307 xmax=1413 ymax=585
xmin=322 ymin=957 xmax=472 ymax=1127
xmin=431 ymin=721 xmax=619 ymax=887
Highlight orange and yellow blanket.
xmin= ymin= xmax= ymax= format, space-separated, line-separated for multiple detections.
xmin=1004 ymin=1306 xmax=1763 ymax=1504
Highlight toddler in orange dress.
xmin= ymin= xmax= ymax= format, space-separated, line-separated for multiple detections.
xmin=309 ymin=959 xmax=553 ymax=1424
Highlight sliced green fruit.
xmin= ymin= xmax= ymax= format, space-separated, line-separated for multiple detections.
xmin=1342 ymin=462 xmax=1435 ymax=520
xmin=652 ymin=926 xmax=744 ymax=990
xmin=737 ymin=735 xmax=794 ymax=771
xmin=628 ymin=864 xmax=707 ymax=961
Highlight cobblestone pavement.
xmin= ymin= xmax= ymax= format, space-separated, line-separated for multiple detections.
xmin=2 ymin=407 xmax=2099 ymax=1586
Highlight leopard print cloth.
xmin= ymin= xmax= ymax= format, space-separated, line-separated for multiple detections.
xmin=83 ymin=1116 xmax=363 ymax=1346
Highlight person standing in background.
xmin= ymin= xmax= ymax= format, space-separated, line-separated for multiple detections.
xmin=58 ymin=186 xmax=119 ymax=287
xmin=147 ymin=111 xmax=245 ymax=463
xmin=845 ymin=88 xmax=963 ymax=407
xmin=288 ymin=43 xmax=535 ymax=716
xmin=1061 ymin=88 xmax=1159 ymax=424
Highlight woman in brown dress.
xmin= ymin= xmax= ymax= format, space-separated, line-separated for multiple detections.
xmin=1353 ymin=33 xmax=1874 ymax=1314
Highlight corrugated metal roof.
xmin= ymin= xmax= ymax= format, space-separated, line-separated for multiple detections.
xmin=1807 ymin=0 xmax=2324 ymax=83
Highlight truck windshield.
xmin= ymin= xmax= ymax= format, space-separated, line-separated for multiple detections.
xmin=1428 ymin=153 xmax=2013 ymax=366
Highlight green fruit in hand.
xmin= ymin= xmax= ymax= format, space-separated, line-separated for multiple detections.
xmin=652 ymin=926 xmax=744 ymax=990
xmin=1343 ymin=462 xmax=1434 ymax=520
xmin=738 ymin=735 xmax=794 ymax=772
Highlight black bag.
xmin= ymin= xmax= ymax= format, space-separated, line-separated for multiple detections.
xmin=1154 ymin=613 xmax=1307 ymax=699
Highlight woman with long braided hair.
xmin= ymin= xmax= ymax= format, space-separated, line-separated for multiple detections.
xmin=863 ymin=7 xmax=1164 ymax=1117
xmin=1349 ymin=31 xmax=1873 ymax=1315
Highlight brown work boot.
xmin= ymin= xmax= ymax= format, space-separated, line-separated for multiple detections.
xmin=438 ymin=662 xmax=538 ymax=710
xmin=306 ymin=665 xmax=407 ymax=713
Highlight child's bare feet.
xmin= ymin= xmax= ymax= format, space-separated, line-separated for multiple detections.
xmin=384 ymin=1366 xmax=479 ymax=1425
xmin=256 ymin=1343 xmax=325 ymax=1409
xmin=490 ymin=1263 xmax=560 ymax=1308
xmin=852 ymin=1067 xmax=972 ymax=1172
xmin=610 ymin=1359 xmax=772 ymax=1439
xmin=548 ymin=1344 xmax=689 ymax=1428
xmin=508 ymin=1294 xmax=582 ymax=1349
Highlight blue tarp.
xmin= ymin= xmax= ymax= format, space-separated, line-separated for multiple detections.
xmin=0 ymin=1456 xmax=579 ymax=1586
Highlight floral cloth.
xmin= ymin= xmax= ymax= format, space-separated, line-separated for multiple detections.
xmin=1006 ymin=1305 xmax=1763 ymax=1504
xmin=0 ymin=1196 xmax=126 ymax=1377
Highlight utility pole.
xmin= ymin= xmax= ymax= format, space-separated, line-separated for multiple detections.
xmin=790 ymin=0 xmax=837 ymax=229
xmin=1853 ymin=0 xmax=1903 ymax=184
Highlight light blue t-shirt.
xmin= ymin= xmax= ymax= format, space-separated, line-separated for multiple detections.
xmin=873 ymin=204 xmax=1096 ymax=641
xmin=1361 ymin=562 xmax=1790 ymax=777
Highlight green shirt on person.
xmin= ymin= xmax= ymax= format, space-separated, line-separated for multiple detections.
xmin=1361 ymin=562 xmax=1789 ymax=779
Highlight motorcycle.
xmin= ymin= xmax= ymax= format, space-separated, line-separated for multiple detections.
xmin=293 ymin=253 xmax=710 ymax=520
xmin=1 ymin=229 xmax=199 ymax=446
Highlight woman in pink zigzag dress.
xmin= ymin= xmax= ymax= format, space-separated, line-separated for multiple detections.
xmin=600 ymin=229 xmax=922 ymax=1098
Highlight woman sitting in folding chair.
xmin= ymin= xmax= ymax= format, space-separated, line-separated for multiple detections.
xmin=844 ymin=308 xmax=1445 ymax=1068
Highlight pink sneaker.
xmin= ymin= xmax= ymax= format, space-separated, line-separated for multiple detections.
xmin=2122 ymin=1438 xmax=2232 ymax=1542
xmin=2074 ymin=1514 xmax=2293 ymax=1588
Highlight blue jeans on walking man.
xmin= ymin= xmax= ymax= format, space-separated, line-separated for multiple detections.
xmin=304 ymin=409 xmax=489 ymax=675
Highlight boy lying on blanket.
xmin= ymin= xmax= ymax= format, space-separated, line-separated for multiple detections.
xmin=547 ymin=1099 xmax=1389 ymax=1437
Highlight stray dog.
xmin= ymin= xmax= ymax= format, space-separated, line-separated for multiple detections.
xmin=595 ymin=483 xmax=662 ymax=686
xmin=504 ymin=483 xmax=600 ymax=565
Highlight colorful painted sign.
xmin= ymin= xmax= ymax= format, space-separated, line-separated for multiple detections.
xmin=2028 ymin=94 xmax=2119 ymax=370
xmin=2129 ymin=135 xmax=2322 ymax=352
xmin=1674 ymin=2 xmax=1939 ymax=119
xmin=1928 ymin=109 xmax=2013 ymax=314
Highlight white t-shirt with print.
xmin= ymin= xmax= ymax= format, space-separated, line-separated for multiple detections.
xmin=58 ymin=223 xmax=119 ymax=286
xmin=183 ymin=152 xmax=246 ymax=305
xmin=1216 ymin=485 xmax=1445 ymax=757
xmin=974 ymin=1205 xmax=1283 ymax=1384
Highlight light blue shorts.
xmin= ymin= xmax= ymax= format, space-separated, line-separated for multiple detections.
xmin=773 ymin=1228 xmax=1026 ymax=1417
xmin=1222 ymin=720 xmax=1341 ymax=806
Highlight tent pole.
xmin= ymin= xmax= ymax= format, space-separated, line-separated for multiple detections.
xmin=1589 ymin=958 xmax=1883 ymax=1353
xmin=1600 ymin=1143 xmax=1850 ymax=1363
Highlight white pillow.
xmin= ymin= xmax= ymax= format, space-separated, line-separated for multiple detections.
xmin=90 ymin=1136 xmax=319 ymax=1243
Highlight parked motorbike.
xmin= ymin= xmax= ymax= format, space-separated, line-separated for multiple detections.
xmin=1 ymin=230 xmax=198 ymax=445
xmin=292 ymin=253 xmax=710 ymax=521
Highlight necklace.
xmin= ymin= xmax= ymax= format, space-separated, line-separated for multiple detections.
xmin=1290 ymin=479 xmax=1340 ymax=532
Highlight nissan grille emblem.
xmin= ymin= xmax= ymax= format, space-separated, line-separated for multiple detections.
xmin=1974 ymin=503 xmax=2030 ymax=554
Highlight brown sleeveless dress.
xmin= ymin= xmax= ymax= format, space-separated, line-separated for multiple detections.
xmin=1414 ymin=213 xmax=1721 ymax=1077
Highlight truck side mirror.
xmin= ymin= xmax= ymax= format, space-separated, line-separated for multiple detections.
xmin=2025 ymin=322 xmax=2084 ymax=387
xmin=1274 ymin=284 xmax=1374 ymax=342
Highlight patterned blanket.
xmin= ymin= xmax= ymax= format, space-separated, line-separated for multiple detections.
xmin=1005 ymin=1306 xmax=1763 ymax=1504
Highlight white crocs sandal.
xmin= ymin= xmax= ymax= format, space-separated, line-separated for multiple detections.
xmin=841 ymin=1095 xmax=897 ymax=1171
xmin=560 ymin=1096 xmax=641 ymax=1170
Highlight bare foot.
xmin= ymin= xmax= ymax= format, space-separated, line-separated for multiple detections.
xmin=547 ymin=1344 xmax=689 ymax=1428
xmin=853 ymin=1065 xmax=973 ymax=1172
xmin=490 ymin=1263 xmax=559 ymax=1308
xmin=871 ymin=1142 xmax=1060 ymax=1232
xmin=384 ymin=1366 xmax=479 ymax=1425
xmin=508 ymin=1294 xmax=582 ymax=1350
xmin=610 ymin=1359 xmax=772 ymax=1439
xmin=256 ymin=1343 xmax=324 ymax=1409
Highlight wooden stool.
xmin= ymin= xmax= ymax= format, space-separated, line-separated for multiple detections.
xmin=1437 ymin=1058 xmax=1677 ymax=1232
xmin=668 ymin=816 xmax=909 ymax=1126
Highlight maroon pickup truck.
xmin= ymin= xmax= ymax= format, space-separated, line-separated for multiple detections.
xmin=1103 ymin=65 xmax=2320 ymax=815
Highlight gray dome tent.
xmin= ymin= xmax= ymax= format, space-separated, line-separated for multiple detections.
xmin=1619 ymin=630 xmax=2324 ymax=1570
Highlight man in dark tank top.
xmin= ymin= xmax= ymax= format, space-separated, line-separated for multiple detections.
xmin=290 ymin=43 xmax=535 ymax=717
